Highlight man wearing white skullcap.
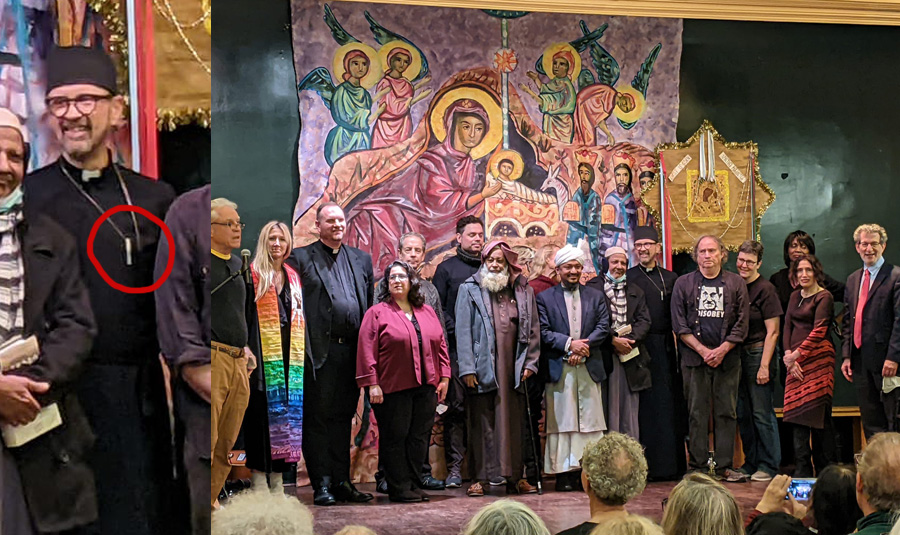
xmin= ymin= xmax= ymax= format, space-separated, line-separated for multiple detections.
xmin=536 ymin=243 xmax=610 ymax=491
xmin=0 ymin=108 xmax=97 ymax=533
xmin=586 ymin=246 xmax=652 ymax=441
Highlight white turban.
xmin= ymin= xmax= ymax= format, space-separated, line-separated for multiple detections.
xmin=605 ymin=246 xmax=627 ymax=259
xmin=554 ymin=244 xmax=585 ymax=266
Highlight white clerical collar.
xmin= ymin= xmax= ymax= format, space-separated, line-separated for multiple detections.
xmin=82 ymin=169 xmax=102 ymax=182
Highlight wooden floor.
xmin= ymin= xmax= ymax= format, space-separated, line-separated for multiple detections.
xmin=292 ymin=476 xmax=769 ymax=535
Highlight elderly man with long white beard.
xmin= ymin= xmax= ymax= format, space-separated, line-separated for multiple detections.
xmin=537 ymin=244 xmax=610 ymax=491
xmin=586 ymin=247 xmax=652 ymax=441
xmin=456 ymin=240 xmax=540 ymax=497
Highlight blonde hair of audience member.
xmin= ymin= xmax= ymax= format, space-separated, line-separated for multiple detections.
xmin=582 ymin=432 xmax=648 ymax=507
xmin=251 ymin=221 xmax=293 ymax=301
xmin=856 ymin=432 xmax=900 ymax=513
xmin=462 ymin=499 xmax=550 ymax=535
xmin=592 ymin=515 xmax=664 ymax=535
xmin=661 ymin=473 xmax=742 ymax=535
xmin=334 ymin=526 xmax=378 ymax=535
xmin=529 ymin=245 xmax=559 ymax=281
xmin=211 ymin=490 xmax=314 ymax=535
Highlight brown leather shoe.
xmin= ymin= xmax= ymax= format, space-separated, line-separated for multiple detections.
xmin=516 ymin=479 xmax=538 ymax=494
xmin=466 ymin=482 xmax=484 ymax=497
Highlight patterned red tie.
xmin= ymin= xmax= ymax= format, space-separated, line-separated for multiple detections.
xmin=854 ymin=269 xmax=870 ymax=349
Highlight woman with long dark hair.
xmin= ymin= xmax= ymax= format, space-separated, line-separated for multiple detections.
xmin=783 ymin=254 xmax=836 ymax=476
xmin=357 ymin=260 xmax=450 ymax=502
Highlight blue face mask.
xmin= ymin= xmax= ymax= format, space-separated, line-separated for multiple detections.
xmin=0 ymin=186 xmax=22 ymax=214
xmin=606 ymin=271 xmax=626 ymax=284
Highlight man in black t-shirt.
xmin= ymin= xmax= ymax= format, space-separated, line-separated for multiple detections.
xmin=210 ymin=198 xmax=256 ymax=509
xmin=736 ymin=241 xmax=783 ymax=482
xmin=671 ymin=235 xmax=749 ymax=481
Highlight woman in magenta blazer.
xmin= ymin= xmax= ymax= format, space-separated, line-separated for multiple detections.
xmin=357 ymin=260 xmax=451 ymax=503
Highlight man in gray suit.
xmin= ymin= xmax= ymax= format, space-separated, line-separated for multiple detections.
xmin=288 ymin=202 xmax=374 ymax=506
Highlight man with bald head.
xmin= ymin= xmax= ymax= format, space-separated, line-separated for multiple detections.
xmin=671 ymin=235 xmax=749 ymax=481
xmin=586 ymin=247 xmax=651 ymax=441
xmin=537 ymin=244 xmax=610 ymax=491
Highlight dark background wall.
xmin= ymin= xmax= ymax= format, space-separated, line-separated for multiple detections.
xmin=212 ymin=3 xmax=900 ymax=405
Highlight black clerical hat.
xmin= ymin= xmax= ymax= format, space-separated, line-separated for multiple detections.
xmin=634 ymin=226 xmax=659 ymax=243
xmin=46 ymin=46 xmax=117 ymax=94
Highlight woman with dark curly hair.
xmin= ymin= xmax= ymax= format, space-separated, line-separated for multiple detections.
xmin=356 ymin=260 xmax=451 ymax=503
xmin=783 ymin=254 xmax=836 ymax=476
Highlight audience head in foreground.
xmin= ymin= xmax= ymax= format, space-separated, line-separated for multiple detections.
xmin=211 ymin=490 xmax=314 ymax=535
xmin=462 ymin=499 xmax=550 ymax=535
xmin=334 ymin=526 xmax=378 ymax=535
xmin=591 ymin=515 xmax=663 ymax=535
xmin=661 ymin=473 xmax=742 ymax=535
xmin=582 ymin=432 xmax=649 ymax=507
xmin=854 ymin=432 xmax=900 ymax=535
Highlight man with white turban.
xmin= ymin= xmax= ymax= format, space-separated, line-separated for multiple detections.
xmin=586 ymin=247 xmax=652 ymax=441
xmin=536 ymin=244 xmax=611 ymax=491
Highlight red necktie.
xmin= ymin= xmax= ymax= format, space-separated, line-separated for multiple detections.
xmin=854 ymin=269 xmax=870 ymax=349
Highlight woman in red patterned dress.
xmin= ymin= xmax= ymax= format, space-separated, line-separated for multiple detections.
xmin=782 ymin=254 xmax=836 ymax=477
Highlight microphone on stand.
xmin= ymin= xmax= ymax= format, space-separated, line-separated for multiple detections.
xmin=241 ymin=249 xmax=252 ymax=284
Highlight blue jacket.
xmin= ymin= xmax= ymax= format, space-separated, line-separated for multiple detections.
xmin=536 ymin=283 xmax=610 ymax=384
xmin=455 ymin=272 xmax=540 ymax=394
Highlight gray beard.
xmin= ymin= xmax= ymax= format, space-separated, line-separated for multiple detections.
xmin=479 ymin=265 xmax=509 ymax=293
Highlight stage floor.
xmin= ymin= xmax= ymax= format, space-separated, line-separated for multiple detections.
xmin=293 ymin=478 xmax=769 ymax=534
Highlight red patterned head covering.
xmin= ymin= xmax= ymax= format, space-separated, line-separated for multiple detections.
xmin=482 ymin=239 xmax=522 ymax=273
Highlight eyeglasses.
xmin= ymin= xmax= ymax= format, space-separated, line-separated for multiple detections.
xmin=212 ymin=221 xmax=245 ymax=230
xmin=46 ymin=94 xmax=113 ymax=118
xmin=858 ymin=241 xmax=882 ymax=249
xmin=388 ymin=274 xmax=409 ymax=281
xmin=854 ymin=452 xmax=863 ymax=465
xmin=736 ymin=258 xmax=758 ymax=266
xmin=662 ymin=497 xmax=668 ymax=510
xmin=634 ymin=243 xmax=657 ymax=250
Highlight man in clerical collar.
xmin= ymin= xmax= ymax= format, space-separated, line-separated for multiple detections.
xmin=625 ymin=226 xmax=686 ymax=480
xmin=24 ymin=46 xmax=181 ymax=533
xmin=0 ymin=108 xmax=97 ymax=532
xmin=287 ymin=202 xmax=375 ymax=506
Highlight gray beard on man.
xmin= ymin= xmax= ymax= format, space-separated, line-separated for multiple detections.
xmin=479 ymin=265 xmax=510 ymax=293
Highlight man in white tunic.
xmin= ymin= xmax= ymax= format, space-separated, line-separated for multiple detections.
xmin=536 ymin=245 xmax=611 ymax=491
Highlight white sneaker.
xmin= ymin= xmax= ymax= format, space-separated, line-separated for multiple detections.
xmin=751 ymin=470 xmax=774 ymax=482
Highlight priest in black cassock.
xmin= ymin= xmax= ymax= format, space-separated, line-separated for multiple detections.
xmin=23 ymin=46 xmax=181 ymax=534
xmin=626 ymin=226 xmax=687 ymax=480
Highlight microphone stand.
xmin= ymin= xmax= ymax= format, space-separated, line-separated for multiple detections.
xmin=211 ymin=267 xmax=249 ymax=295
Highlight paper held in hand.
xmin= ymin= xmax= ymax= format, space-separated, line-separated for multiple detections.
xmin=0 ymin=335 xmax=59 ymax=448
xmin=615 ymin=324 xmax=641 ymax=363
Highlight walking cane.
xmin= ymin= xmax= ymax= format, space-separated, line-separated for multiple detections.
xmin=522 ymin=374 xmax=543 ymax=494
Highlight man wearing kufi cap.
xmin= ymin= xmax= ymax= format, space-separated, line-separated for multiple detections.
xmin=456 ymin=240 xmax=540 ymax=496
xmin=24 ymin=46 xmax=179 ymax=533
xmin=0 ymin=108 xmax=97 ymax=533
xmin=585 ymin=246 xmax=652 ymax=442
xmin=536 ymin=244 xmax=610 ymax=491
xmin=626 ymin=226 xmax=686 ymax=480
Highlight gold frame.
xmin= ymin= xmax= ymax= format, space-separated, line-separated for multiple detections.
xmin=339 ymin=0 xmax=900 ymax=26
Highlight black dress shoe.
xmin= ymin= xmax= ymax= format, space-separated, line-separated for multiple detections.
xmin=412 ymin=487 xmax=430 ymax=501
xmin=389 ymin=489 xmax=423 ymax=503
xmin=313 ymin=485 xmax=336 ymax=506
xmin=376 ymin=478 xmax=388 ymax=494
xmin=332 ymin=481 xmax=374 ymax=503
xmin=419 ymin=476 xmax=445 ymax=490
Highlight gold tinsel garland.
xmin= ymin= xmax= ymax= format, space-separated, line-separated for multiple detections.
xmin=87 ymin=0 xmax=210 ymax=130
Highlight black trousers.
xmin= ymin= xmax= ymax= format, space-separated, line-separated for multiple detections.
xmin=173 ymin=377 xmax=211 ymax=535
xmin=302 ymin=341 xmax=360 ymax=486
xmin=854 ymin=362 xmax=900 ymax=438
xmin=682 ymin=356 xmax=741 ymax=471
xmin=521 ymin=374 xmax=544 ymax=483
xmin=792 ymin=404 xmax=835 ymax=477
xmin=372 ymin=385 xmax=437 ymax=494
xmin=443 ymin=350 xmax=467 ymax=477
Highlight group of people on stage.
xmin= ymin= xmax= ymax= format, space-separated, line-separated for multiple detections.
xmin=210 ymin=194 xmax=900 ymax=508
xmin=0 ymin=45 xmax=208 ymax=535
